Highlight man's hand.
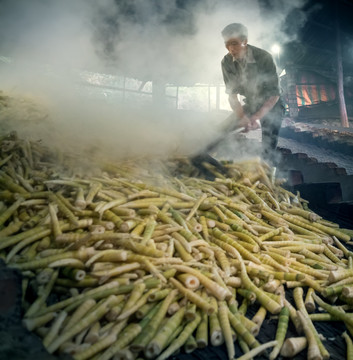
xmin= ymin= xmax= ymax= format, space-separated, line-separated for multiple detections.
xmin=237 ymin=116 xmax=260 ymax=133
xmin=235 ymin=115 xmax=251 ymax=132
xmin=248 ymin=117 xmax=261 ymax=131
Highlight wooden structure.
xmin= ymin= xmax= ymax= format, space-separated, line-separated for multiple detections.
xmin=280 ymin=0 xmax=353 ymax=126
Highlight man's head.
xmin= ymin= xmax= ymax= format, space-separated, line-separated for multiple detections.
xmin=221 ymin=23 xmax=248 ymax=59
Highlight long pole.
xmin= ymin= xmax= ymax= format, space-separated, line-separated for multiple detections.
xmin=335 ymin=2 xmax=349 ymax=127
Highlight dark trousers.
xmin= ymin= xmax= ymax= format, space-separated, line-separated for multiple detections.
xmin=261 ymin=101 xmax=284 ymax=162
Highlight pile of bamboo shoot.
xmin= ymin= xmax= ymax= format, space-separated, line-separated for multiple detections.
xmin=1 ymin=131 xmax=353 ymax=360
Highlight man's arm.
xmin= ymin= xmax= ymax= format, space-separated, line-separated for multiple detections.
xmin=228 ymin=93 xmax=245 ymax=118
xmin=228 ymin=93 xmax=253 ymax=130
xmin=228 ymin=94 xmax=279 ymax=131
xmin=222 ymin=58 xmax=247 ymax=121
xmin=249 ymin=95 xmax=279 ymax=124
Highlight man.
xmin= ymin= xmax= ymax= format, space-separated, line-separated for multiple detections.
xmin=221 ymin=23 xmax=284 ymax=163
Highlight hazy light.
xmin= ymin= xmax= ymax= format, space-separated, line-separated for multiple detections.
xmin=271 ymin=44 xmax=281 ymax=55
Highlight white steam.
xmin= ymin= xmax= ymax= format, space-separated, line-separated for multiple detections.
xmin=0 ymin=0 xmax=307 ymax=161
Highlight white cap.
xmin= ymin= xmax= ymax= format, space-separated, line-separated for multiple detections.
xmin=221 ymin=23 xmax=248 ymax=41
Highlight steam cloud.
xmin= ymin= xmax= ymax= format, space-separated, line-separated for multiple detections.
xmin=0 ymin=0 xmax=307 ymax=161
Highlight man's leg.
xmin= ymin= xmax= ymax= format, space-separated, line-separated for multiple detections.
xmin=261 ymin=106 xmax=284 ymax=165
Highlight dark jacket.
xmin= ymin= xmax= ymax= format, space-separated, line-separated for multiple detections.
xmin=221 ymin=44 xmax=282 ymax=114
